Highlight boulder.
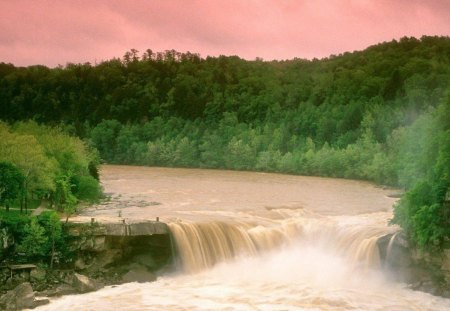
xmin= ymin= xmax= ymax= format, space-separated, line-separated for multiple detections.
xmin=121 ymin=264 xmax=156 ymax=283
xmin=72 ymin=273 xmax=103 ymax=293
xmin=33 ymin=298 xmax=50 ymax=308
xmin=44 ymin=284 xmax=77 ymax=297
xmin=0 ymin=282 xmax=35 ymax=310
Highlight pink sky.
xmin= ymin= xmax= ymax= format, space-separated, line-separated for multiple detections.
xmin=1 ymin=0 xmax=449 ymax=67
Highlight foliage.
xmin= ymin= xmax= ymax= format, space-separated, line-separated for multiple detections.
xmin=0 ymin=162 xmax=24 ymax=211
xmin=391 ymin=99 xmax=450 ymax=250
xmin=16 ymin=218 xmax=48 ymax=259
xmin=0 ymin=210 xmax=69 ymax=264
xmin=0 ymin=122 xmax=102 ymax=211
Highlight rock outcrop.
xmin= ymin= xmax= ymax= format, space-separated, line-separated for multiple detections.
xmin=0 ymin=220 xmax=173 ymax=305
xmin=0 ymin=282 xmax=49 ymax=310
xmin=377 ymin=232 xmax=450 ymax=298
xmin=72 ymin=273 xmax=104 ymax=293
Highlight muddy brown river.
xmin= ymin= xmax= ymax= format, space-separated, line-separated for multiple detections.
xmin=36 ymin=165 xmax=450 ymax=311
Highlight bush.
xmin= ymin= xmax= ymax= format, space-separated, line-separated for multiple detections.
xmin=74 ymin=176 xmax=102 ymax=203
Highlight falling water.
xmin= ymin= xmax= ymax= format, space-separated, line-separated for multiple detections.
xmin=168 ymin=211 xmax=391 ymax=274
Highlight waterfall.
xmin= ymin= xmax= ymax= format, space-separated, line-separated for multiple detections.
xmin=169 ymin=221 xmax=297 ymax=273
xmin=169 ymin=213 xmax=394 ymax=274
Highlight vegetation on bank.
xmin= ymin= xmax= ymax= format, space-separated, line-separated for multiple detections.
xmin=0 ymin=122 xmax=102 ymax=264
xmin=0 ymin=36 xmax=449 ymax=251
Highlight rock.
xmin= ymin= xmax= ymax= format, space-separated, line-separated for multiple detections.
xmin=72 ymin=273 xmax=103 ymax=293
xmin=92 ymin=237 xmax=106 ymax=251
xmin=44 ymin=284 xmax=77 ymax=297
xmin=75 ymin=258 xmax=86 ymax=270
xmin=420 ymin=280 xmax=439 ymax=296
xmin=30 ymin=267 xmax=47 ymax=282
xmin=86 ymin=249 xmax=122 ymax=271
xmin=121 ymin=264 xmax=156 ymax=283
xmin=442 ymin=289 xmax=450 ymax=299
xmin=0 ymin=282 xmax=35 ymax=310
xmin=441 ymin=249 xmax=450 ymax=272
xmin=133 ymin=253 xmax=158 ymax=270
xmin=387 ymin=191 xmax=404 ymax=198
xmin=33 ymin=298 xmax=50 ymax=308
xmin=80 ymin=236 xmax=106 ymax=252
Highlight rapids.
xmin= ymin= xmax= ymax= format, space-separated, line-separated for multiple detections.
xmin=35 ymin=165 xmax=450 ymax=310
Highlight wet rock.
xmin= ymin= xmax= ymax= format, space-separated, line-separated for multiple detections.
xmin=133 ymin=253 xmax=158 ymax=270
xmin=121 ymin=264 xmax=156 ymax=283
xmin=0 ymin=282 xmax=35 ymax=310
xmin=387 ymin=191 xmax=404 ymax=198
xmin=418 ymin=280 xmax=439 ymax=296
xmin=33 ymin=298 xmax=50 ymax=308
xmin=44 ymin=284 xmax=77 ymax=297
xmin=72 ymin=273 xmax=103 ymax=293
xmin=378 ymin=232 xmax=413 ymax=281
xmin=442 ymin=289 xmax=450 ymax=299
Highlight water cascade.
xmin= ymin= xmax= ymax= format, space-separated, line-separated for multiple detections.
xmin=169 ymin=211 xmax=396 ymax=274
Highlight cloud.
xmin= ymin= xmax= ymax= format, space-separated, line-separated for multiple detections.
xmin=0 ymin=0 xmax=449 ymax=66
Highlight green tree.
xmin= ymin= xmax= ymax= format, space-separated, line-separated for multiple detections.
xmin=17 ymin=218 xmax=48 ymax=259
xmin=0 ymin=162 xmax=24 ymax=212
xmin=54 ymin=174 xmax=77 ymax=223
xmin=38 ymin=211 xmax=63 ymax=268
xmin=0 ymin=128 xmax=56 ymax=212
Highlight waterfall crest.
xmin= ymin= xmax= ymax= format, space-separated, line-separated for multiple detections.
xmin=169 ymin=212 xmax=396 ymax=273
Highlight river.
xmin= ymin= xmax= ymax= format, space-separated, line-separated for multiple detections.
xmin=36 ymin=165 xmax=450 ymax=310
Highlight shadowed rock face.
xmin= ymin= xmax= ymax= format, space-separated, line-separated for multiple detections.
xmin=377 ymin=233 xmax=450 ymax=298
xmin=67 ymin=222 xmax=173 ymax=277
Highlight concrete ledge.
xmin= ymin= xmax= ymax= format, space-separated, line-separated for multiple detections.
xmin=67 ymin=221 xmax=169 ymax=237
xmin=104 ymin=222 xmax=169 ymax=236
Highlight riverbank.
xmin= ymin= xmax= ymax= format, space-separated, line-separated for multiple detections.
xmin=0 ymin=220 xmax=173 ymax=310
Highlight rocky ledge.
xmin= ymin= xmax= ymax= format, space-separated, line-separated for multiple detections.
xmin=0 ymin=221 xmax=174 ymax=310
xmin=377 ymin=232 xmax=450 ymax=298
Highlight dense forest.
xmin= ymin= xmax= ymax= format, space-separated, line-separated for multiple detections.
xmin=0 ymin=36 xmax=449 ymax=251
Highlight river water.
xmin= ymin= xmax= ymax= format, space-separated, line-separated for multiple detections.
xmin=36 ymin=165 xmax=450 ymax=310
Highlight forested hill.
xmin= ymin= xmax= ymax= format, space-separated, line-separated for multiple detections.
xmin=0 ymin=36 xmax=449 ymax=250
xmin=0 ymin=36 xmax=448 ymax=131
